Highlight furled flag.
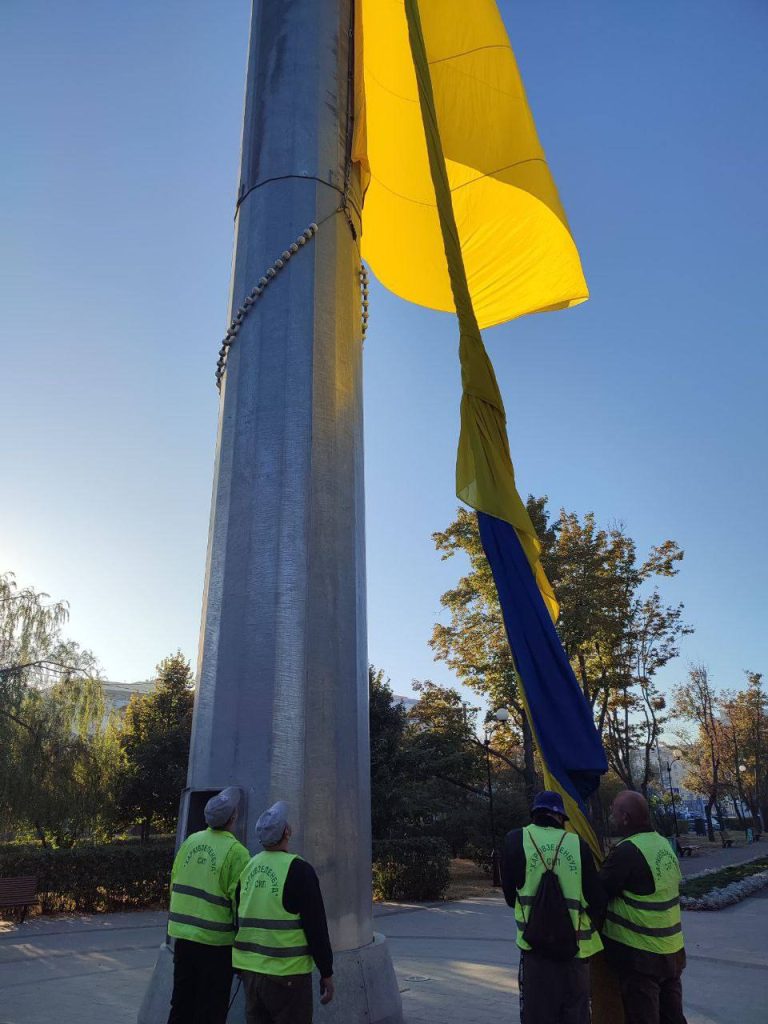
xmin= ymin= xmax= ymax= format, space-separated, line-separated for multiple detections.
xmin=353 ymin=0 xmax=608 ymax=856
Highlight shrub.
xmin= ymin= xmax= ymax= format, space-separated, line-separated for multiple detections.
xmin=0 ymin=840 xmax=174 ymax=914
xmin=372 ymin=837 xmax=450 ymax=901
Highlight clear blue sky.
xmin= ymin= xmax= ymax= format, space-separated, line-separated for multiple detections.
xmin=1 ymin=2 xmax=766 ymax=708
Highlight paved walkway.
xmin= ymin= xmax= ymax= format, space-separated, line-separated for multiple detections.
xmin=1 ymin=894 xmax=766 ymax=1023
xmin=678 ymin=840 xmax=766 ymax=876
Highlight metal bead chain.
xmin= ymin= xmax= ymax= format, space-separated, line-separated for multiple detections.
xmin=359 ymin=263 xmax=370 ymax=343
xmin=215 ymin=222 xmax=319 ymax=391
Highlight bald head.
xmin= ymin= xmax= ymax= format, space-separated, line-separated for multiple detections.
xmin=611 ymin=790 xmax=651 ymax=836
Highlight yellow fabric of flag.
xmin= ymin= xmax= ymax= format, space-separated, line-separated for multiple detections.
xmin=353 ymin=0 xmax=588 ymax=331
xmin=392 ymin=0 xmax=600 ymax=859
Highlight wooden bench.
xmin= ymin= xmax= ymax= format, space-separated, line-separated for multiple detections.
xmin=676 ymin=840 xmax=694 ymax=857
xmin=721 ymin=837 xmax=734 ymax=849
xmin=0 ymin=875 xmax=38 ymax=923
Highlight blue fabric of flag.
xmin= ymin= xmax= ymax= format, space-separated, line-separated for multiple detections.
xmin=477 ymin=511 xmax=608 ymax=806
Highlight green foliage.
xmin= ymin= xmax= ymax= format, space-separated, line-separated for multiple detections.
xmin=372 ymin=837 xmax=451 ymax=901
xmin=430 ymin=508 xmax=536 ymax=797
xmin=0 ymin=572 xmax=123 ymax=846
xmin=430 ymin=501 xmax=691 ymax=802
xmin=118 ymin=652 xmax=194 ymax=837
xmin=0 ymin=840 xmax=174 ymax=914
xmin=369 ymin=666 xmax=409 ymax=839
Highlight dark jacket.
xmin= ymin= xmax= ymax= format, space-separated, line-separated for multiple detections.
xmin=598 ymin=828 xmax=686 ymax=977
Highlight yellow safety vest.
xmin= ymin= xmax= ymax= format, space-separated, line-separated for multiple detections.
xmin=168 ymin=828 xmax=247 ymax=946
xmin=233 ymin=851 xmax=314 ymax=976
xmin=603 ymin=832 xmax=684 ymax=955
xmin=515 ymin=824 xmax=603 ymax=959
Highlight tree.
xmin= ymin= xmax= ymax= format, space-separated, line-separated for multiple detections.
xmin=430 ymin=507 xmax=538 ymax=801
xmin=674 ymin=665 xmax=725 ymax=840
xmin=118 ymin=652 xmax=194 ymax=839
xmin=0 ymin=572 xmax=120 ymax=846
xmin=430 ymin=501 xmax=691 ymax=804
xmin=720 ymin=672 xmax=767 ymax=828
xmin=541 ymin=510 xmax=690 ymax=794
xmin=369 ymin=666 xmax=408 ymax=840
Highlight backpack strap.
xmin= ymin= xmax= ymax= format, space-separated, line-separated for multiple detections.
xmin=518 ymin=829 xmax=569 ymax=929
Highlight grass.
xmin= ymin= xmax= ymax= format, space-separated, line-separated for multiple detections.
xmin=680 ymin=856 xmax=768 ymax=898
xmin=445 ymin=858 xmax=497 ymax=900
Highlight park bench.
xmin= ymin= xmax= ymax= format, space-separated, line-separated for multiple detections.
xmin=720 ymin=835 xmax=735 ymax=849
xmin=675 ymin=840 xmax=694 ymax=857
xmin=0 ymin=875 xmax=38 ymax=923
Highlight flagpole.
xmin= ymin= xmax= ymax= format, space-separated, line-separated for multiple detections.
xmin=139 ymin=2 xmax=401 ymax=1020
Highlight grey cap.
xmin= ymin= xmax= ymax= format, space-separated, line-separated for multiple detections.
xmin=204 ymin=787 xmax=241 ymax=828
xmin=255 ymin=800 xmax=289 ymax=848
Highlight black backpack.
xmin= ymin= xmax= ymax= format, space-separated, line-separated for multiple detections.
xmin=521 ymin=830 xmax=578 ymax=961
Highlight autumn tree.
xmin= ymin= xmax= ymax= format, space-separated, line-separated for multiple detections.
xmin=674 ymin=665 xmax=726 ymax=840
xmin=720 ymin=672 xmax=767 ymax=828
xmin=118 ymin=652 xmax=194 ymax=839
xmin=430 ymin=507 xmax=538 ymax=801
xmin=431 ymin=501 xmax=690 ymax=802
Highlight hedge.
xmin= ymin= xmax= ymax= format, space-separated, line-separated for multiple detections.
xmin=372 ymin=837 xmax=451 ymax=901
xmin=0 ymin=841 xmax=175 ymax=914
xmin=1 ymin=835 xmax=452 ymax=915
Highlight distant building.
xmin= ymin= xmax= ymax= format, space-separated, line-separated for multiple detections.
xmin=102 ymin=679 xmax=155 ymax=715
xmin=393 ymin=694 xmax=417 ymax=713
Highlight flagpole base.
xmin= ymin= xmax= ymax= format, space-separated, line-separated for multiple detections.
xmin=138 ymin=933 xmax=403 ymax=1024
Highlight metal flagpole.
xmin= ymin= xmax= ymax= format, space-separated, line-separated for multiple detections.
xmin=138 ymin=2 xmax=402 ymax=1020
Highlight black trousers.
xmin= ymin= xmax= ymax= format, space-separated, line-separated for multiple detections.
xmin=167 ymin=938 xmax=234 ymax=1024
xmin=519 ymin=951 xmax=591 ymax=1024
xmin=241 ymin=972 xmax=314 ymax=1024
xmin=618 ymin=968 xmax=687 ymax=1024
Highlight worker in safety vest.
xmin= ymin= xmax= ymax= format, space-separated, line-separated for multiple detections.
xmin=234 ymin=801 xmax=334 ymax=1024
xmin=501 ymin=790 xmax=604 ymax=1024
xmin=167 ymin=787 xmax=250 ymax=1024
xmin=599 ymin=790 xmax=687 ymax=1024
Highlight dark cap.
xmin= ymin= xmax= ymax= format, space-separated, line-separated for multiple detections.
xmin=532 ymin=790 xmax=568 ymax=820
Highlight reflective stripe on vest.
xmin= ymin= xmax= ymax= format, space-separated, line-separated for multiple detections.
xmin=233 ymin=851 xmax=314 ymax=976
xmin=514 ymin=825 xmax=603 ymax=959
xmin=602 ymin=832 xmax=684 ymax=955
xmin=167 ymin=829 xmax=239 ymax=946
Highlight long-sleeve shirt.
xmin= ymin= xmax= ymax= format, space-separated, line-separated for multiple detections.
xmin=598 ymin=828 xmax=686 ymax=978
xmin=500 ymin=825 xmax=606 ymax=928
xmin=236 ymin=857 xmax=333 ymax=977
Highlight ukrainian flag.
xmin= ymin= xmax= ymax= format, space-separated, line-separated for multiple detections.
xmin=354 ymin=0 xmax=607 ymax=856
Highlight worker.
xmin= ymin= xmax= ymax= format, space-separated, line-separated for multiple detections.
xmin=600 ymin=790 xmax=687 ymax=1024
xmin=501 ymin=790 xmax=605 ymax=1024
xmin=167 ymin=786 xmax=251 ymax=1024
xmin=234 ymin=801 xmax=334 ymax=1023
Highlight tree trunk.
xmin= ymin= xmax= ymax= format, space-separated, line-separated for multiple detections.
xmin=588 ymin=789 xmax=607 ymax=854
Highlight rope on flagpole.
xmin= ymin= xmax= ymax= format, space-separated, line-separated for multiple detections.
xmin=215 ymin=220 xmax=368 ymax=391
xmin=215 ymin=221 xmax=318 ymax=391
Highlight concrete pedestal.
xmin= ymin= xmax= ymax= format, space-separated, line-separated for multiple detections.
xmin=138 ymin=935 xmax=402 ymax=1024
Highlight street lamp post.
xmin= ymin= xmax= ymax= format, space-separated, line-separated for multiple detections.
xmin=739 ymin=764 xmax=751 ymax=840
xmin=485 ymin=708 xmax=510 ymax=888
xmin=665 ymin=757 xmax=681 ymax=839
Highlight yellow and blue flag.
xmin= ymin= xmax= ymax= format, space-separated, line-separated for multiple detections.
xmin=354 ymin=0 xmax=607 ymax=856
